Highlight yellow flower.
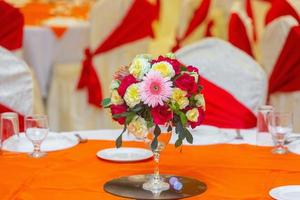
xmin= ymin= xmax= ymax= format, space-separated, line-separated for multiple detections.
xmin=124 ymin=84 xmax=140 ymax=108
xmin=171 ymin=88 xmax=189 ymax=109
xmin=110 ymin=90 xmax=124 ymax=105
xmin=186 ymin=108 xmax=199 ymax=122
xmin=129 ymin=57 xmax=151 ymax=79
xmin=151 ymin=61 xmax=175 ymax=78
xmin=128 ymin=116 xmax=148 ymax=139
xmin=194 ymin=94 xmax=205 ymax=110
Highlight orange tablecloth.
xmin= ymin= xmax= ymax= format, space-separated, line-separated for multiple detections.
xmin=1 ymin=140 xmax=300 ymax=199
xmin=20 ymin=2 xmax=89 ymax=37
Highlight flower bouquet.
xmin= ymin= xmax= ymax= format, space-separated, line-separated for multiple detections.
xmin=102 ymin=53 xmax=205 ymax=192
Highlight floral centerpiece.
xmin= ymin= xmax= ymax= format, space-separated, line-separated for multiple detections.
xmin=102 ymin=53 xmax=205 ymax=149
xmin=102 ymin=53 xmax=205 ymax=192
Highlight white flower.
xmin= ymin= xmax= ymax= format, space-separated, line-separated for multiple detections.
xmin=124 ymin=83 xmax=141 ymax=108
xmin=129 ymin=56 xmax=151 ymax=79
xmin=127 ymin=116 xmax=148 ymax=139
xmin=110 ymin=90 xmax=124 ymax=105
xmin=151 ymin=61 xmax=175 ymax=78
xmin=194 ymin=94 xmax=205 ymax=110
xmin=110 ymin=80 xmax=120 ymax=90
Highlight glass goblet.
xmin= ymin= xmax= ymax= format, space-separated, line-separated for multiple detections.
xmin=25 ymin=115 xmax=49 ymax=158
xmin=268 ymin=112 xmax=293 ymax=154
xmin=142 ymin=124 xmax=172 ymax=193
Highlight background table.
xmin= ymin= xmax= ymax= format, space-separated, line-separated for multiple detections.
xmin=1 ymin=129 xmax=300 ymax=199
xmin=21 ymin=3 xmax=90 ymax=97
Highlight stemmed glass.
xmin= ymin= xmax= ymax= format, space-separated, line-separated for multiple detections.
xmin=25 ymin=115 xmax=49 ymax=158
xmin=268 ymin=112 xmax=293 ymax=154
xmin=142 ymin=124 xmax=172 ymax=193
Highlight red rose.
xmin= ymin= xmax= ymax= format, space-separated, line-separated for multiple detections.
xmin=187 ymin=65 xmax=199 ymax=74
xmin=110 ymin=104 xmax=128 ymax=125
xmin=117 ymin=75 xmax=137 ymax=97
xmin=152 ymin=56 xmax=183 ymax=75
xmin=151 ymin=105 xmax=173 ymax=125
xmin=174 ymin=73 xmax=198 ymax=95
xmin=190 ymin=108 xmax=205 ymax=129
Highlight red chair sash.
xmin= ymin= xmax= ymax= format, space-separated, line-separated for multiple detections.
xmin=0 ymin=1 xmax=24 ymax=50
xmin=172 ymin=0 xmax=211 ymax=52
xmin=201 ymin=77 xmax=257 ymax=129
xmin=268 ymin=26 xmax=300 ymax=95
xmin=0 ymin=103 xmax=24 ymax=140
xmin=77 ymin=0 xmax=159 ymax=108
xmin=228 ymin=13 xmax=254 ymax=57
xmin=265 ymin=0 xmax=300 ymax=25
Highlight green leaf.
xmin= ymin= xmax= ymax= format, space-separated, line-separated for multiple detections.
xmin=131 ymin=104 xmax=144 ymax=112
xmin=112 ymin=112 xmax=129 ymax=119
xmin=151 ymin=137 xmax=158 ymax=150
xmin=179 ymin=112 xmax=187 ymax=126
xmin=184 ymin=128 xmax=193 ymax=144
xmin=154 ymin=125 xmax=161 ymax=137
xmin=146 ymin=120 xmax=154 ymax=128
xmin=175 ymin=138 xmax=183 ymax=147
xmin=175 ymin=121 xmax=186 ymax=140
xmin=102 ymin=98 xmax=111 ymax=108
xmin=125 ymin=113 xmax=136 ymax=125
xmin=167 ymin=125 xmax=172 ymax=132
xmin=115 ymin=125 xmax=127 ymax=148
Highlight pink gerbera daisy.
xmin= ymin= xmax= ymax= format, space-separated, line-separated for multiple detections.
xmin=139 ymin=71 xmax=172 ymax=107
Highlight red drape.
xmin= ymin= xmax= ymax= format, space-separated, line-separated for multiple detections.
xmin=245 ymin=0 xmax=257 ymax=41
xmin=172 ymin=0 xmax=211 ymax=52
xmin=201 ymin=77 xmax=257 ymax=129
xmin=268 ymin=26 xmax=300 ymax=95
xmin=0 ymin=1 xmax=24 ymax=50
xmin=228 ymin=13 xmax=254 ymax=57
xmin=0 ymin=103 xmax=24 ymax=140
xmin=77 ymin=0 xmax=159 ymax=108
xmin=265 ymin=0 xmax=300 ymax=25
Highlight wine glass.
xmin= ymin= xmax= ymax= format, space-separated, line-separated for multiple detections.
xmin=142 ymin=124 xmax=172 ymax=193
xmin=268 ymin=112 xmax=293 ymax=154
xmin=0 ymin=112 xmax=19 ymax=149
xmin=25 ymin=115 xmax=49 ymax=158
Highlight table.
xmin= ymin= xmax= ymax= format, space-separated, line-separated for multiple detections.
xmin=20 ymin=3 xmax=90 ymax=97
xmin=1 ymin=129 xmax=300 ymax=199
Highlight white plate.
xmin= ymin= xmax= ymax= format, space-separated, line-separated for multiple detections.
xmin=42 ymin=17 xmax=87 ymax=27
xmin=2 ymin=132 xmax=79 ymax=153
xmin=270 ymin=185 xmax=300 ymax=200
xmin=288 ymin=140 xmax=300 ymax=155
xmin=97 ymin=147 xmax=153 ymax=162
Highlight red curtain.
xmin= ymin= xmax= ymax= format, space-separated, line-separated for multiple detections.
xmin=228 ymin=13 xmax=254 ymax=57
xmin=77 ymin=0 xmax=159 ymax=108
xmin=172 ymin=0 xmax=211 ymax=52
xmin=0 ymin=1 xmax=24 ymax=50
xmin=265 ymin=0 xmax=300 ymax=25
xmin=268 ymin=26 xmax=300 ymax=95
xmin=201 ymin=77 xmax=257 ymax=129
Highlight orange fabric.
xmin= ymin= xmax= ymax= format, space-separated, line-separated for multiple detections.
xmin=1 ymin=140 xmax=300 ymax=199
xmin=20 ymin=2 xmax=89 ymax=38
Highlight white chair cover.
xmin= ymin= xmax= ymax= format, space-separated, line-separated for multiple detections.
xmin=0 ymin=46 xmax=44 ymax=117
xmin=48 ymin=0 xmax=152 ymax=131
xmin=176 ymin=38 xmax=267 ymax=114
xmin=260 ymin=16 xmax=300 ymax=131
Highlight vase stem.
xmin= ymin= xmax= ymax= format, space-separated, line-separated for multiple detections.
xmin=153 ymin=151 xmax=160 ymax=182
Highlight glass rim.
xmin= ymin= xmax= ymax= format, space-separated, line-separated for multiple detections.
xmin=1 ymin=112 xmax=18 ymax=118
xmin=270 ymin=112 xmax=293 ymax=116
xmin=258 ymin=105 xmax=273 ymax=110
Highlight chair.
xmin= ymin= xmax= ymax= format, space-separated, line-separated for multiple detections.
xmin=48 ymin=0 xmax=159 ymax=131
xmin=0 ymin=1 xmax=24 ymax=56
xmin=260 ymin=16 xmax=300 ymax=131
xmin=0 ymin=47 xmax=44 ymax=132
xmin=176 ymin=38 xmax=267 ymax=129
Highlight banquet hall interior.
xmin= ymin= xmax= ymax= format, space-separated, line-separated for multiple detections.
xmin=1 ymin=0 xmax=300 ymax=199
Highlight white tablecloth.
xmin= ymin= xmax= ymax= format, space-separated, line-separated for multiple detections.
xmin=23 ymin=21 xmax=90 ymax=97
xmin=60 ymin=126 xmax=276 ymax=147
